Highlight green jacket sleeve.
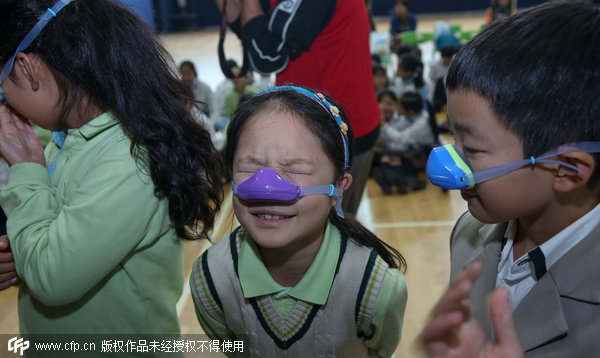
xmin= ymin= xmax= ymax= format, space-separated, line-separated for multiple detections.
xmin=0 ymin=146 xmax=165 ymax=306
xmin=364 ymin=268 xmax=408 ymax=357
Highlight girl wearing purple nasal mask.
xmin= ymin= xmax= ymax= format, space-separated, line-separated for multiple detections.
xmin=190 ymin=86 xmax=408 ymax=357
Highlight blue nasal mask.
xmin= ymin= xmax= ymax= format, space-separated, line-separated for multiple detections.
xmin=426 ymin=142 xmax=600 ymax=190
xmin=232 ymin=167 xmax=345 ymax=218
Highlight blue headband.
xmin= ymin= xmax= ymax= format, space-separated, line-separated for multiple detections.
xmin=255 ymin=86 xmax=351 ymax=169
xmin=0 ymin=0 xmax=75 ymax=100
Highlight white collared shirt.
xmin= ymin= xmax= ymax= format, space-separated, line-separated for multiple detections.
xmin=496 ymin=203 xmax=600 ymax=309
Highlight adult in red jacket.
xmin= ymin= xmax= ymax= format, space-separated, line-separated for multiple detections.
xmin=218 ymin=0 xmax=380 ymax=215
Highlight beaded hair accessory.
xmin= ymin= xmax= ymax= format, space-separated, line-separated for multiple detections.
xmin=256 ymin=85 xmax=351 ymax=169
xmin=0 ymin=0 xmax=76 ymax=100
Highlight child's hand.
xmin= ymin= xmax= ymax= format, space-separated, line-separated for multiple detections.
xmin=0 ymin=235 xmax=19 ymax=290
xmin=418 ymin=262 xmax=524 ymax=358
xmin=0 ymin=105 xmax=45 ymax=167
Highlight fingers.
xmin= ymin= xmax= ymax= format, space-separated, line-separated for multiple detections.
xmin=0 ymin=262 xmax=16 ymax=275
xmin=490 ymin=287 xmax=524 ymax=354
xmin=0 ymin=104 xmax=14 ymax=131
xmin=0 ymin=254 xmax=18 ymax=291
xmin=0 ymin=235 xmax=9 ymax=250
xmin=419 ymin=262 xmax=483 ymax=351
xmin=0 ymin=105 xmax=45 ymax=166
xmin=0 ymin=273 xmax=18 ymax=290
xmin=420 ymin=310 xmax=464 ymax=342
xmin=433 ymin=262 xmax=482 ymax=316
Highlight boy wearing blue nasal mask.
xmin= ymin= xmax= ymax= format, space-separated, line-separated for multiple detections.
xmin=420 ymin=2 xmax=600 ymax=357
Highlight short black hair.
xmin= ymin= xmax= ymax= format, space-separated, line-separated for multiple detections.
xmin=377 ymin=88 xmax=397 ymax=103
xmin=179 ymin=60 xmax=197 ymax=76
xmin=395 ymin=44 xmax=418 ymax=58
xmin=447 ymin=1 xmax=600 ymax=187
xmin=399 ymin=91 xmax=422 ymax=113
xmin=440 ymin=44 xmax=458 ymax=58
xmin=371 ymin=53 xmax=382 ymax=65
xmin=372 ymin=64 xmax=386 ymax=76
xmin=399 ymin=54 xmax=420 ymax=73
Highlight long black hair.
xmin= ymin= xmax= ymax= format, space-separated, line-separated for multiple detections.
xmin=0 ymin=0 xmax=223 ymax=239
xmin=226 ymin=86 xmax=406 ymax=271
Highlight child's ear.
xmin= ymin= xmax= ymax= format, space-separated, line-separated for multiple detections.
xmin=332 ymin=173 xmax=353 ymax=208
xmin=14 ymin=52 xmax=41 ymax=91
xmin=339 ymin=173 xmax=353 ymax=191
xmin=553 ymin=151 xmax=596 ymax=192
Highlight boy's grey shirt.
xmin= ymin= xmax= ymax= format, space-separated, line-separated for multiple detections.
xmin=449 ymin=211 xmax=600 ymax=358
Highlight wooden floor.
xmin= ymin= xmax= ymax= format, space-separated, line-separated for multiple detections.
xmin=0 ymin=12 xmax=487 ymax=358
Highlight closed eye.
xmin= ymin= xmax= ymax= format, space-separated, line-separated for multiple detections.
xmin=462 ymin=146 xmax=480 ymax=155
xmin=287 ymin=171 xmax=309 ymax=177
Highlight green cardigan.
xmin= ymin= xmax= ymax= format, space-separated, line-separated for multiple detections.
xmin=1 ymin=112 xmax=183 ymax=335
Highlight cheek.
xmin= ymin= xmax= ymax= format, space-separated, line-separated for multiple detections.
xmin=232 ymin=196 xmax=249 ymax=222
xmin=475 ymin=169 xmax=552 ymax=219
xmin=297 ymin=195 xmax=333 ymax=217
xmin=233 ymin=172 xmax=252 ymax=185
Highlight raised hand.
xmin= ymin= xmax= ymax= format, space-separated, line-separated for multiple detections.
xmin=419 ymin=262 xmax=524 ymax=358
xmin=0 ymin=104 xmax=45 ymax=166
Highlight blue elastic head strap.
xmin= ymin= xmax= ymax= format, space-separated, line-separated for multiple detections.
xmin=255 ymin=86 xmax=351 ymax=170
xmin=0 ymin=0 xmax=75 ymax=100
xmin=426 ymin=141 xmax=600 ymax=190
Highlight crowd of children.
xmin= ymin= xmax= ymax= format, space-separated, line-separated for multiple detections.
xmin=370 ymin=35 xmax=454 ymax=195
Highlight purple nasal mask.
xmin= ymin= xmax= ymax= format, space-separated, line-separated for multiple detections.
xmin=232 ymin=167 xmax=345 ymax=218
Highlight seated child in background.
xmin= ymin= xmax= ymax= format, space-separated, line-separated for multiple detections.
xmin=179 ymin=60 xmax=214 ymax=117
xmin=420 ymin=2 xmax=600 ymax=356
xmin=224 ymin=66 xmax=258 ymax=118
xmin=429 ymin=45 xmax=458 ymax=131
xmin=395 ymin=44 xmax=421 ymax=59
xmin=373 ymin=64 xmax=390 ymax=95
xmin=372 ymin=89 xmax=404 ymax=194
xmin=428 ymin=44 xmax=457 ymax=90
xmin=432 ymin=21 xmax=460 ymax=53
xmin=392 ymin=54 xmax=428 ymax=103
xmin=190 ymin=86 xmax=408 ymax=357
xmin=183 ymin=86 xmax=225 ymax=151
xmin=212 ymin=59 xmax=238 ymax=128
xmin=371 ymin=53 xmax=382 ymax=67
xmin=389 ymin=0 xmax=418 ymax=53
xmin=373 ymin=90 xmax=432 ymax=194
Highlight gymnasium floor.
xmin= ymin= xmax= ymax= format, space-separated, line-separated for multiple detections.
xmin=0 ymin=12 xmax=486 ymax=358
